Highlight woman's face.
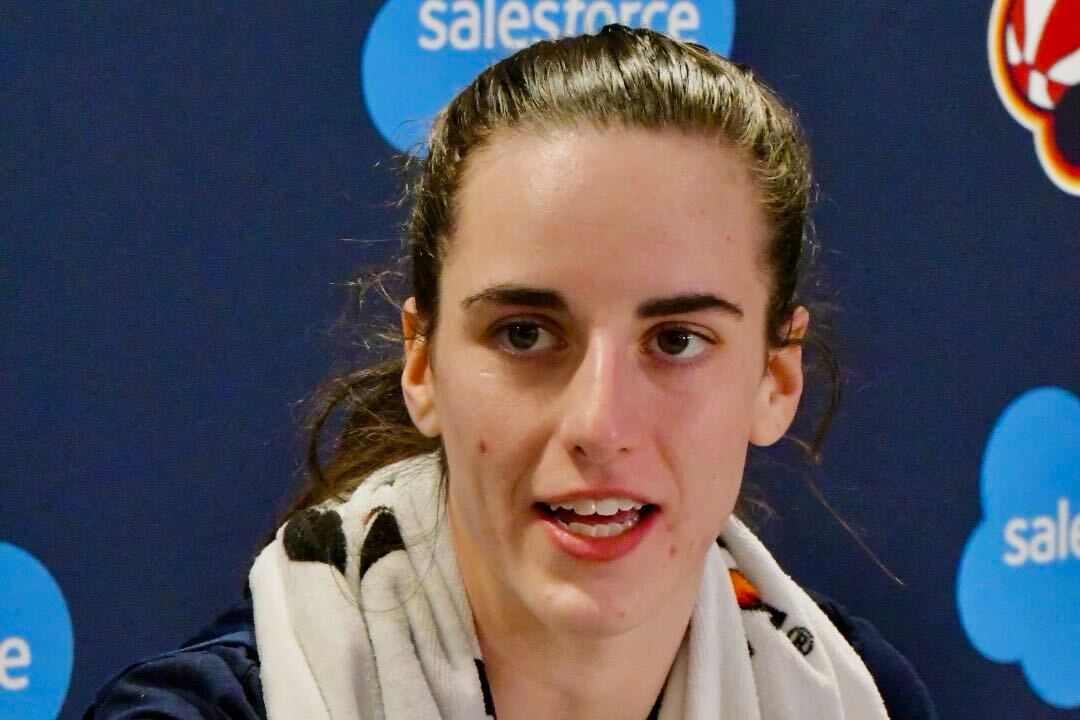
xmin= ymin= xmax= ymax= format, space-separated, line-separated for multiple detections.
xmin=402 ymin=127 xmax=805 ymax=639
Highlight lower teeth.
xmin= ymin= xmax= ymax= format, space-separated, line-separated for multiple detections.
xmin=559 ymin=518 xmax=638 ymax=538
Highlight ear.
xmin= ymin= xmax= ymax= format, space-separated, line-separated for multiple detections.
xmin=401 ymin=297 xmax=441 ymax=438
xmin=749 ymin=306 xmax=808 ymax=447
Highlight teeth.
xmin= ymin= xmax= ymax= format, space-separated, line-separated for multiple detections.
xmin=595 ymin=498 xmax=619 ymax=516
xmin=569 ymin=499 xmax=596 ymax=515
xmin=545 ymin=497 xmax=645 ymax=516
xmin=558 ymin=517 xmax=640 ymax=539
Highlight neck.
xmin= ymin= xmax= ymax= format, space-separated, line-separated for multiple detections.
xmin=474 ymin=612 xmax=690 ymax=720
xmin=452 ymin=528 xmax=701 ymax=720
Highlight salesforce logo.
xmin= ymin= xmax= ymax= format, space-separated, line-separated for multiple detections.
xmin=957 ymin=386 xmax=1080 ymax=709
xmin=361 ymin=0 xmax=736 ymax=151
xmin=0 ymin=542 xmax=73 ymax=720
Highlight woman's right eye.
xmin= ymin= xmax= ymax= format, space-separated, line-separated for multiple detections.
xmin=492 ymin=322 xmax=561 ymax=354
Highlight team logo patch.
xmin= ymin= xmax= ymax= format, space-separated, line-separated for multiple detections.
xmin=988 ymin=0 xmax=1080 ymax=195
xmin=956 ymin=386 xmax=1080 ymax=709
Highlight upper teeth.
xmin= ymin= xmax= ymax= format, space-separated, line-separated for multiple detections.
xmin=546 ymin=497 xmax=644 ymax=516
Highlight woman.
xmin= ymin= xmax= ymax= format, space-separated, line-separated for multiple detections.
xmin=89 ymin=24 xmax=937 ymax=720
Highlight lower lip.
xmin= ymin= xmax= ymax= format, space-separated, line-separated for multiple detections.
xmin=535 ymin=507 xmax=659 ymax=561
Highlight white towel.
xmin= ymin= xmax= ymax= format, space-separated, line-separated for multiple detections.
xmin=249 ymin=452 xmax=888 ymax=719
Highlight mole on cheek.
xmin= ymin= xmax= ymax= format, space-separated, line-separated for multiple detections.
xmin=668 ymin=544 xmax=678 ymax=557
xmin=477 ymin=439 xmax=487 ymax=455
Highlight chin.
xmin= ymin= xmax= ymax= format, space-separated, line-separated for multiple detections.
xmin=524 ymin=566 xmax=667 ymax=637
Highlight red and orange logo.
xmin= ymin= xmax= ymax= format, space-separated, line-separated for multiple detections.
xmin=989 ymin=0 xmax=1080 ymax=195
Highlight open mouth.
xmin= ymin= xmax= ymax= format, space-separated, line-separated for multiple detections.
xmin=534 ymin=498 xmax=660 ymax=539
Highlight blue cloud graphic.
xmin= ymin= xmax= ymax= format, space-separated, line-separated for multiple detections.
xmin=0 ymin=542 xmax=73 ymax=720
xmin=957 ymin=386 xmax=1080 ymax=709
xmin=360 ymin=0 xmax=735 ymax=152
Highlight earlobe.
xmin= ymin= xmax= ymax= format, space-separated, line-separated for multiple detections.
xmin=401 ymin=297 xmax=441 ymax=438
xmin=749 ymin=306 xmax=808 ymax=447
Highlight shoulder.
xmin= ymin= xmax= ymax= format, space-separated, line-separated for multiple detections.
xmin=808 ymin=591 xmax=939 ymax=720
xmin=84 ymin=601 xmax=265 ymax=720
xmin=85 ymin=591 xmax=934 ymax=720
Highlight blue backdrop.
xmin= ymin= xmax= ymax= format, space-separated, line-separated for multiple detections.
xmin=3 ymin=2 xmax=1078 ymax=718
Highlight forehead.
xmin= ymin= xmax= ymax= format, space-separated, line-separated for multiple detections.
xmin=446 ymin=127 xmax=771 ymax=313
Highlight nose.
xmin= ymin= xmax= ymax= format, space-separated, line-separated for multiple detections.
xmin=558 ymin=334 xmax=642 ymax=466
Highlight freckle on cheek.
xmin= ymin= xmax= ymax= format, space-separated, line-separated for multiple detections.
xmin=668 ymin=545 xmax=678 ymax=557
xmin=664 ymin=521 xmax=675 ymax=533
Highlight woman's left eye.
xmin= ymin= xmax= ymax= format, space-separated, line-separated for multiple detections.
xmin=647 ymin=327 xmax=714 ymax=360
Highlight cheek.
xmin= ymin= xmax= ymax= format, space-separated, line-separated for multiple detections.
xmin=661 ymin=386 xmax=756 ymax=473
xmin=437 ymin=368 xmax=550 ymax=523
xmin=437 ymin=357 xmax=554 ymax=462
xmin=436 ymin=369 xmax=507 ymax=452
xmin=654 ymin=386 xmax=754 ymax=541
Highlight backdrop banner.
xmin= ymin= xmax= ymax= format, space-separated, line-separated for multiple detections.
xmin=3 ymin=2 xmax=1078 ymax=718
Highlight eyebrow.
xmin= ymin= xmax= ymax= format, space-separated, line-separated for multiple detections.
xmin=638 ymin=293 xmax=744 ymax=318
xmin=461 ymin=284 xmax=744 ymax=319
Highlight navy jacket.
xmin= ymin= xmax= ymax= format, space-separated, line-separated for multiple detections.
xmin=86 ymin=595 xmax=937 ymax=719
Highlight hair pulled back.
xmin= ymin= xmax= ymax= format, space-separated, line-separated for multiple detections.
xmin=286 ymin=24 xmax=837 ymax=523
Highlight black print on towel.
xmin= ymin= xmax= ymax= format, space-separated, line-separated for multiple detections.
xmin=787 ymin=626 xmax=814 ymax=655
xmin=359 ymin=506 xmax=407 ymax=580
xmin=728 ymin=557 xmax=816 ymax=659
xmin=474 ymin=659 xmax=497 ymax=718
xmin=283 ymin=508 xmax=347 ymax=574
